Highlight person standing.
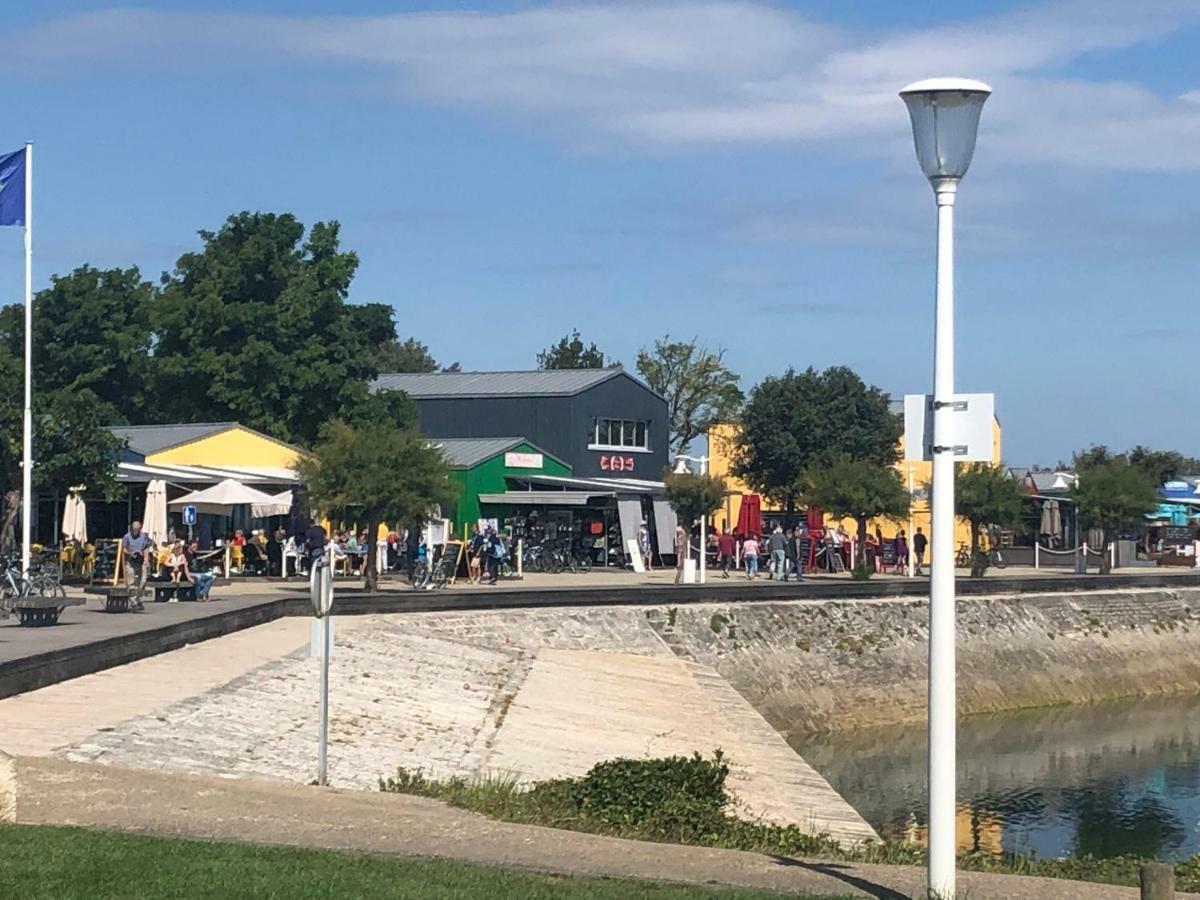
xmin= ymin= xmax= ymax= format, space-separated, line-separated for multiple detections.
xmin=121 ymin=520 xmax=154 ymax=608
xmin=742 ymin=533 xmax=760 ymax=579
xmin=304 ymin=518 xmax=327 ymax=575
xmin=913 ymin=526 xmax=928 ymax=575
xmin=673 ymin=525 xmax=688 ymax=585
xmin=717 ymin=526 xmax=735 ymax=578
xmin=784 ymin=527 xmax=799 ymax=581
xmin=768 ymin=525 xmax=787 ymax=580
xmin=467 ymin=524 xmax=485 ymax=584
xmin=638 ymin=521 xmax=653 ymax=572
xmin=485 ymin=528 xmax=504 ymax=585
xmin=895 ymin=529 xmax=909 ymax=575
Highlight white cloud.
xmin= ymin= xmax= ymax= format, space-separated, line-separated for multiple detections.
xmin=6 ymin=1 xmax=1200 ymax=169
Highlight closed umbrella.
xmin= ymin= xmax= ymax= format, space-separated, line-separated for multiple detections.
xmin=61 ymin=491 xmax=87 ymax=543
xmin=143 ymin=479 xmax=169 ymax=545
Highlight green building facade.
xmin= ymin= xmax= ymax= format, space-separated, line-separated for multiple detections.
xmin=442 ymin=438 xmax=571 ymax=535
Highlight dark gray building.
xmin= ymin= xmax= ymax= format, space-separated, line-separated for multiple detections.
xmin=372 ymin=368 xmax=669 ymax=481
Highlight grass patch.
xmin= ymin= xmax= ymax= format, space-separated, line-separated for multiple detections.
xmin=381 ymin=752 xmax=1200 ymax=893
xmin=0 ymin=823 xmax=853 ymax=900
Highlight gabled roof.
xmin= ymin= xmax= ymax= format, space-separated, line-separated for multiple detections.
xmin=108 ymin=422 xmax=303 ymax=457
xmin=109 ymin=423 xmax=240 ymax=456
xmin=432 ymin=437 xmax=567 ymax=470
xmin=372 ymin=368 xmax=643 ymax=399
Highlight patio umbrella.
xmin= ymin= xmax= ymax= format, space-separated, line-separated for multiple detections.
xmin=734 ymin=493 xmax=764 ymax=537
xmin=251 ymin=490 xmax=293 ymax=518
xmin=143 ymin=479 xmax=169 ymax=545
xmin=61 ymin=491 xmax=87 ymax=543
xmin=169 ymin=478 xmax=278 ymax=515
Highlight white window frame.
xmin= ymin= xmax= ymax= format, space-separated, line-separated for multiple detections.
xmin=589 ymin=417 xmax=651 ymax=453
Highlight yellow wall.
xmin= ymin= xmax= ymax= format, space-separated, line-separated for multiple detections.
xmin=707 ymin=417 xmax=1003 ymax=558
xmin=147 ymin=426 xmax=302 ymax=469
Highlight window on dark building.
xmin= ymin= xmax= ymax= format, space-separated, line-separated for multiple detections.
xmin=592 ymin=417 xmax=650 ymax=451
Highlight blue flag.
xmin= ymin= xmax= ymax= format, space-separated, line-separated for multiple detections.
xmin=0 ymin=148 xmax=25 ymax=227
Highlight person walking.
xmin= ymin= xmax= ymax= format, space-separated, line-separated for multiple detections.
xmin=717 ymin=526 xmax=735 ymax=578
xmin=742 ymin=533 xmax=760 ymax=579
xmin=467 ymin=524 xmax=485 ymax=584
xmin=784 ymin=527 xmax=799 ymax=581
xmin=895 ymin=529 xmax=909 ymax=575
xmin=768 ymin=525 xmax=787 ymax=580
xmin=121 ymin=520 xmax=154 ymax=609
xmin=304 ymin=518 xmax=327 ymax=574
xmin=485 ymin=528 xmax=505 ymax=585
xmin=638 ymin=521 xmax=653 ymax=572
xmin=913 ymin=526 xmax=928 ymax=575
xmin=673 ymin=525 xmax=688 ymax=584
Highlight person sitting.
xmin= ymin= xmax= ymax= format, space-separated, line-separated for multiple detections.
xmin=166 ymin=540 xmax=190 ymax=583
xmin=185 ymin=539 xmax=216 ymax=601
xmin=232 ymin=530 xmax=247 ymax=547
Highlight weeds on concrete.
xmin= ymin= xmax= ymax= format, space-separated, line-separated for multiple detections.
xmin=380 ymin=752 xmax=1200 ymax=893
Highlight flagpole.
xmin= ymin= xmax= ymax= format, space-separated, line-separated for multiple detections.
xmin=20 ymin=141 xmax=31 ymax=574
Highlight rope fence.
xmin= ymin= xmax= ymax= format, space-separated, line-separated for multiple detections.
xmin=1034 ymin=541 xmax=1115 ymax=569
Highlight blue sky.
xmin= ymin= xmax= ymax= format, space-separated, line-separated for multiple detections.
xmin=1 ymin=0 xmax=1199 ymax=464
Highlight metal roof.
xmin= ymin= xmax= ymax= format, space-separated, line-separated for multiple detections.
xmin=372 ymin=368 xmax=630 ymax=399
xmin=109 ymin=423 xmax=238 ymax=456
xmin=433 ymin=437 xmax=528 ymax=468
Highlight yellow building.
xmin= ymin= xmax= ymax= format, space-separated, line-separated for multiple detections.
xmin=113 ymin=422 xmax=303 ymax=475
xmin=707 ymin=410 xmax=1002 ymax=555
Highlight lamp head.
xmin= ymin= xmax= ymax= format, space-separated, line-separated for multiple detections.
xmin=900 ymin=77 xmax=991 ymax=181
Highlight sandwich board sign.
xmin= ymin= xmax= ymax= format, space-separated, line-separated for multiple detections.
xmin=903 ymin=393 xmax=995 ymax=463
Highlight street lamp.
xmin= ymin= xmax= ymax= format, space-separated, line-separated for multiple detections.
xmin=673 ymin=454 xmax=709 ymax=584
xmin=900 ymin=76 xmax=991 ymax=900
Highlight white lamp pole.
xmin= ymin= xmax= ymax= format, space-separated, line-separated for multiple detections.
xmin=673 ymin=454 xmax=710 ymax=584
xmin=901 ymin=77 xmax=991 ymax=900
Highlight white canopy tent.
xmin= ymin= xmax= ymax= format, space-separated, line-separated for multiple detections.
xmin=169 ymin=479 xmax=279 ymax=515
xmin=143 ymin=479 xmax=169 ymax=545
xmin=61 ymin=492 xmax=87 ymax=543
xmin=251 ymin=490 xmax=293 ymax=518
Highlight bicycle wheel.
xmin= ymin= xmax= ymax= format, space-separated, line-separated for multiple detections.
xmin=411 ymin=561 xmax=429 ymax=590
xmin=574 ymin=552 xmax=592 ymax=573
xmin=545 ymin=549 xmax=565 ymax=574
xmin=991 ymin=550 xmax=1007 ymax=569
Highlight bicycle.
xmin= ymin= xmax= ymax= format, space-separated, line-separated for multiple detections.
xmin=954 ymin=542 xmax=972 ymax=568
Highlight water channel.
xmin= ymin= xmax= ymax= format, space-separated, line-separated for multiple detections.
xmin=791 ymin=694 xmax=1200 ymax=860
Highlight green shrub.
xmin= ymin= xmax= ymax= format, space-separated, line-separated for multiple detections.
xmin=850 ymin=558 xmax=873 ymax=581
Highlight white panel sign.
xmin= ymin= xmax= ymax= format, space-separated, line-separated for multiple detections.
xmin=504 ymin=451 xmax=544 ymax=469
xmin=903 ymin=393 xmax=995 ymax=463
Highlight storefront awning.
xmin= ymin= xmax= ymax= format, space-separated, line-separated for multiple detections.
xmin=117 ymin=460 xmax=298 ymax=485
xmin=511 ymin=474 xmax=664 ymax=494
xmin=479 ymin=490 xmax=614 ymax=506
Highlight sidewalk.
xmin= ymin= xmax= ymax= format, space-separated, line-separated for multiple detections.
xmin=3 ymin=754 xmax=1189 ymax=900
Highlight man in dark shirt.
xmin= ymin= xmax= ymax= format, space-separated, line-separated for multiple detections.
xmin=913 ymin=527 xmax=928 ymax=575
xmin=304 ymin=519 xmax=327 ymax=572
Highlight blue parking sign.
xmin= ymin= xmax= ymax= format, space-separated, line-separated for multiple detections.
xmin=183 ymin=505 xmax=197 ymax=526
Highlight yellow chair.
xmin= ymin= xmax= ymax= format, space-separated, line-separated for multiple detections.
xmin=231 ymin=545 xmax=244 ymax=574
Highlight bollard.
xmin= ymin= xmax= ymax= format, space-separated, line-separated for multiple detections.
xmin=1140 ymin=862 xmax=1175 ymax=900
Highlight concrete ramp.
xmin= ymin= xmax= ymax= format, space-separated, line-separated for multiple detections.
xmin=483 ymin=648 xmax=877 ymax=845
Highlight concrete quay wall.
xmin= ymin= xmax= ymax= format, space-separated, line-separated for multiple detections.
xmin=644 ymin=587 xmax=1200 ymax=734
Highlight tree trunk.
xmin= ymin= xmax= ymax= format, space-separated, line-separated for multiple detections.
xmin=969 ymin=519 xmax=987 ymax=578
xmin=364 ymin=517 xmax=379 ymax=590
xmin=1 ymin=489 xmax=20 ymax=554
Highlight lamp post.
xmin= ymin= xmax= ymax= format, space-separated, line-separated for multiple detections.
xmin=900 ymin=76 xmax=991 ymax=900
xmin=673 ymin=455 xmax=709 ymax=584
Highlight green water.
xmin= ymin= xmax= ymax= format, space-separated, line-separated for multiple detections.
xmin=791 ymin=695 xmax=1200 ymax=860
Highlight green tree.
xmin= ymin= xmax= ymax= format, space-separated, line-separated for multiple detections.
xmin=298 ymin=420 xmax=454 ymax=589
xmin=151 ymin=212 xmax=378 ymax=445
xmin=1071 ymin=459 xmax=1158 ymax=574
xmin=955 ymin=463 xmax=1027 ymax=576
xmin=663 ymin=471 xmax=726 ymax=558
xmin=537 ymin=329 xmax=609 ymax=370
xmin=27 ymin=265 xmax=154 ymax=423
xmin=735 ymin=366 xmax=900 ymax=515
xmin=806 ymin=457 xmax=909 ymax=550
xmin=0 ymin=314 xmax=123 ymax=550
xmin=637 ymin=336 xmax=742 ymax=456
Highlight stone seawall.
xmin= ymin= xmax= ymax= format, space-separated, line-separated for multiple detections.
xmin=645 ymin=587 xmax=1200 ymax=734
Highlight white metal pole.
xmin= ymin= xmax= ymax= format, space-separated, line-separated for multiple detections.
xmin=317 ymin=560 xmax=331 ymax=786
xmin=699 ymin=457 xmax=707 ymax=584
xmin=928 ymin=177 xmax=958 ymax=900
xmin=20 ymin=142 xmax=32 ymax=574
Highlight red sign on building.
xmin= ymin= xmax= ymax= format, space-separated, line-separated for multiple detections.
xmin=600 ymin=454 xmax=635 ymax=473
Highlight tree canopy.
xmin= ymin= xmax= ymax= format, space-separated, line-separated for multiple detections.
xmin=537 ymin=329 xmax=609 ymax=370
xmin=1068 ymin=443 xmax=1200 ymax=485
xmin=955 ymin=463 xmax=1027 ymax=576
xmin=735 ymin=366 xmax=900 ymax=513
xmin=806 ymin=456 xmax=909 ymax=543
xmin=1071 ymin=459 xmax=1158 ymax=573
xmin=663 ymin=471 xmax=727 ymax=541
xmin=297 ymin=419 xmax=454 ymax=589
xmin=151 ymin=212 xmax=377 ymax=445
xmin=636 ymin=336 xmax=742 ymax=456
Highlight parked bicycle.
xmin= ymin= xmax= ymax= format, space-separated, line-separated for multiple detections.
xmin=410 ymin=545 xmax=458 ymax=591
